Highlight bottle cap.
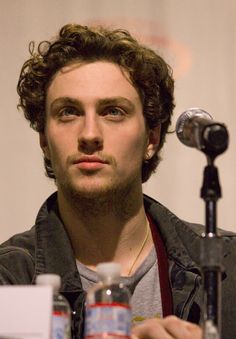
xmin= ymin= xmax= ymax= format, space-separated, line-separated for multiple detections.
xmin=97 ymin=262 xmax=121 ymax=281
xmin=35 ymin=274 xmax=61 ymax=291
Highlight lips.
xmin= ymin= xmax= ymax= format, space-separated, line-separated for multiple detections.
xmin=73 ymin=156 xmax=108 ymax=170
xmin=76 ymin=156 xmax=108 ymax=164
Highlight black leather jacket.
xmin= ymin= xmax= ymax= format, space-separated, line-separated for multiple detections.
xmin=0 ymin=192 xmax=235 ymax=338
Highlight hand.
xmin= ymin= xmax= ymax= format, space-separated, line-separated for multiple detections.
xmin=132 ymin=316 xmax=202 ymax=339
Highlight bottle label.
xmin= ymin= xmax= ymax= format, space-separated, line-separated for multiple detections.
xmin=52 ymin=311 xmax=70 ymax=339
xmin=85 ymin=303 xmax=131 ymax=338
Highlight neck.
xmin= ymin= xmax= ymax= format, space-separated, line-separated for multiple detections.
xmin=57 ymin=185 xmax=153 ymax=276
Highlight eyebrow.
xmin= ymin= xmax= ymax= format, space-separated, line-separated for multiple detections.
xmin=49 ymin=97 xmax=82 ymax=112
xmin=97 ymin=97 xmax=136 ymax=111
xmin=49 ymin=96 xmax=136 ymax=112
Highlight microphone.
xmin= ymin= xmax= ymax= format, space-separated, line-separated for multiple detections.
xmin=176 ymin=108 xmax=229 ymax=156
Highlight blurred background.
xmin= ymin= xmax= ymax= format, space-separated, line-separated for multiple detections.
xmin=0 ymin=0 xmax=235 ymax=242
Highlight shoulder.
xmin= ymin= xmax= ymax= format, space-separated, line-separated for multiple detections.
xmin=143 ymin=194 xmax=236 ymax=262
xmin=0 ymin=227 xmax=36 ymax=284
xmin=144 ymin=193 xmax=236 ymax=239
xmin=0 ymin=192 xmax=59 ymax=285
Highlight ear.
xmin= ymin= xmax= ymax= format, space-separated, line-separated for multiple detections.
xmin=145 ymin=124 xmax=161 ymax=160
xmin=39 ymin=132 xmax=50 ymax=160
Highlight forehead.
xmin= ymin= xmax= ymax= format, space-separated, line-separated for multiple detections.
xmin=46 ymin=61 xmax=142 ymax=105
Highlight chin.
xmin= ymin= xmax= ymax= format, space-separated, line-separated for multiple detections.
xmin=59 ymin=170 xmax=141 ymax=202
xmin=62 ymin=178 xmax=119 ymax=199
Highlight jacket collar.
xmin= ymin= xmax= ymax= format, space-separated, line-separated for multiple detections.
xmin=144 ymin=194 xmax=203 ymax=321
xmin=144 ymin=194 xmax=202 ymax=271
xmin=34 ymin=192 xmax=83 ymax=293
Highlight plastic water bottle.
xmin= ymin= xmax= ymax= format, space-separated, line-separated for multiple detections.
xmin=84 ymin=262 xmax=132 ymax=339
xmin=36 ymin=274 xmax=71 ymax=339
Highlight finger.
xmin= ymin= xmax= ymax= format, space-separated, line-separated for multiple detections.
xmin=132 ymin=318 xmax=173 ymax=339
xmin=162 ymin=316 xmax=203 ymax=339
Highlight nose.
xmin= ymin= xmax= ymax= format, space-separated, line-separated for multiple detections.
xmin=78 ymin=114 xmax=103 ymax=154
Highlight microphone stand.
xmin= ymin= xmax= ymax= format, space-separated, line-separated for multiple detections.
xmin=176 ymin=108 xmax=229 ymax=339
xmin=196 ymin=117 xmax=229 ymax=339
xmin=200 ymin=156 xmax=222 ymax=339
xmin=175 ymin=109 xmax=229 ymax=338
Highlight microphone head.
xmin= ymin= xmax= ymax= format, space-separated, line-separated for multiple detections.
xmin=176 ymin=107 xmax=229 ymax=156
xmin=176 ymin=108 xmax=213 ymax=147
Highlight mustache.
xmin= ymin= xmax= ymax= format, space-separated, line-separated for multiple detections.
xmin=67 ymin=152 xmax=117 ymax=167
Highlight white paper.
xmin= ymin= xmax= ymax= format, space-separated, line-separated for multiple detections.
xmin=0 ymin=285 xmax=53 ymax=339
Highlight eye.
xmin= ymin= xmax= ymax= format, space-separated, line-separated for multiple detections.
xmin=102 ymin=106 xmax=126 ymax=120
xmin=57 ymin=106 xmax=81 ymax=121
xmin=59 ymin=106 xmax=78 ymax=116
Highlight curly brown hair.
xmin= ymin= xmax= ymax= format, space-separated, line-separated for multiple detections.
xmin=17 ymin=24 xmax=175 ymax=182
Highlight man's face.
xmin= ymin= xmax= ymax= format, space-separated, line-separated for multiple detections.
xmin=41 ymin=61 xmax=159 ymax=200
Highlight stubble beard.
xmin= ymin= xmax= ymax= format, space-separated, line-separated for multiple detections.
xmin=57 ymin=168 xmax=143 ymax=219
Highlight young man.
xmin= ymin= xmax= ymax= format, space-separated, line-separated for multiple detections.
xmin=0 ymin=24 xmax=235 ymax=339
